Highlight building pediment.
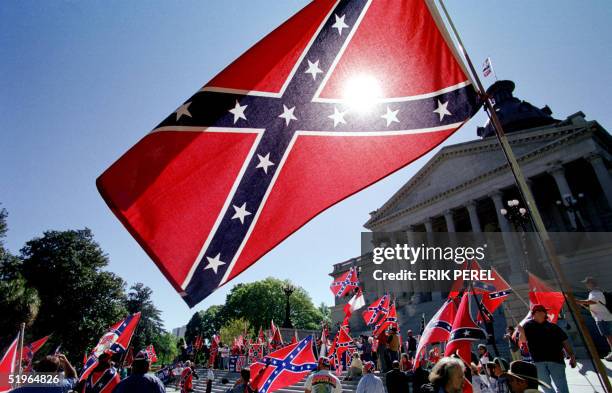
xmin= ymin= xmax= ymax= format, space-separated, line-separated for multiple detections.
xmin=365 ymin=115 xmax=606 ymax=229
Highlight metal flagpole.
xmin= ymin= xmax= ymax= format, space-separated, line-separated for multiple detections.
xmin=437 ymin=1 xmax=612 ymax=391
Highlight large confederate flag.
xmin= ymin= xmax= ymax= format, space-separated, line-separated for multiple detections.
xmin=97 ymin=0 xmax=480 ymax=306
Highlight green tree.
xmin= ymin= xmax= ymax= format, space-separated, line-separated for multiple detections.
xmin=318 ymin=303 xmax=331 ymax=325
xmin=222 ymin=278 xmax=323 ymax=331
xmin=19 ymin=229 xmax=128 ymax=361
xmin=0 ymin=205 xmax=8 ymax=252
xmin=185 ymin=311 xmax=203 ymax=345
xmin=0 ymin=206 xmax=40 ymax=344
xmin=125 ymin=283 xmax=164 ymax=353
xmin=185 ymin=305 xmax=224 ymax=344
xmin=219 ymin=318 xmax=250 ymax=345
xmin=152 ymin=331 xmax=178 ymax=365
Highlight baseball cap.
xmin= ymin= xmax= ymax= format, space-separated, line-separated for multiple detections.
xmin=363 ymin=361 xmax=375 ymax=372
xmin=318 ymin=357 xmax=330 ymax=368
xmin=530 ymin=304 xmax=547 ymax=313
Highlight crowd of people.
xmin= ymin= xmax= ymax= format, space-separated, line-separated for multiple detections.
xmin=6 ymin=276 xmax=611 ymax=393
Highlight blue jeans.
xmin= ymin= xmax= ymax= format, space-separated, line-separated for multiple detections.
xmin=535 ymin=361 xmax=569 ymax=393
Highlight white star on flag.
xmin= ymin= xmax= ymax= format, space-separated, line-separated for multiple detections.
xmin=229 ymin=100 xmax=247 ymax=124
xmin=279 ymin=104 xmax=297 ymax=126
xmin=332 ymin=14 xmax=349 ymax=35
xmin=204 ymin=253 xmax=225 ymax=274
xmin=231 ymin=202 xmax=252 ymax=224
xmin=304 ymin=59 xmax=323 ymax=80
xmin=433 ymin=100 xmax=452 ymax=121
xmin=328 ymin=107 xmax=347 ymax=127
xmin=463 ymin=330 xmax=471 ymax=337
xmin=256 ymin=153 xmax=275 ymax=174
xmin=175 ymin=102 xmax=192 ymax=121
xmin=381 ymin=107 xmax=400 ymax=127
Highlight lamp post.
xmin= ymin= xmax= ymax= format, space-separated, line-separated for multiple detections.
xmin=282 ymin=284 xmax=295 ymax=328
xmin=500 ymin=199 xmax=533 ymax=275
xmin=555 ymin=193 xmax=585 ymax=231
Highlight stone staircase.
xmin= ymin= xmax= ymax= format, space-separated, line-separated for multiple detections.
xmin=186 ymin=368 xmax=365 ymax=393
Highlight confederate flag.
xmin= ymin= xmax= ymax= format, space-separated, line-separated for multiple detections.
xmin=444 ymin=293 xmax=486 ymax=393
xmin=97 ymin=0 xmax=479 ymax=307
xmin=363 ymin=294 xmax=390 ymax=326
xmin=414 ymin=299 xmax=455 ymax=369
xmin=249 ymin=336 xmax=317 ymax=393
xmin=330 ymin=267 xmax=359 ymax=297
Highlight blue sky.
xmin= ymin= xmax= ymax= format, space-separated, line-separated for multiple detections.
xmin=1 ymin=1 xmax=611 ymax=331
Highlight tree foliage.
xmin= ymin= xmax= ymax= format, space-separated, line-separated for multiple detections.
xmin=19 ymin=229 xmax=128 ymax=361
xmin=125 ymin=283 xmax=164 ymax=353
xmin=222 ymin=277 xmax=323 ymax=331
xmin=0 ymin=206 xmax=41 ymax=344
xmin=152 ymin=331 xmax=178 ymax=365
xmin=185 ymin=305 xmax=223 ymax=345
xmin=219 ymin=318 xmax=250 ymax=346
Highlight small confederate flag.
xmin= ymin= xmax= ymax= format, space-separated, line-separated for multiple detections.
xmin=374 ymin=301 xmax=398 ymax=336
xmin=146 ymin=344 xmax=158 ymax=363
xmin=444 ymin=293 xmax=486 ymax=393
xmin=81 ymin=312 xmax=141 ymax=381
xmin=0 ymin=335 xmax=19 ymax=393
xmin=414 ymin=299 xmax=456 ymax=369
xmin=249 ymin=336 xmax=317 ymax=393
xmin=270 ymin=320 xmax=284 ymax=350
xmin=362 ymin=294 xmax=390 ymax=326
xmin=21 ymin=335 xmax=50 ymax=371
xmin=330 ymin=267 xmax=359 ymax=297
xmin=96 ymin=0 xmax=480 ymax=308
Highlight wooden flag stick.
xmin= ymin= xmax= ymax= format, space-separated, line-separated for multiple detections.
xmin=436 ymin=1 xmax=612 ymax=391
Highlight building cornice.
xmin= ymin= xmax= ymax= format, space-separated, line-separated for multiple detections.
xmin=366 ymin=122 xmax=599 ymax=230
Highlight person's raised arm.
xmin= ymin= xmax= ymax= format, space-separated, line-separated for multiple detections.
xmin=57 ymin=354 xmax=77 ymax=379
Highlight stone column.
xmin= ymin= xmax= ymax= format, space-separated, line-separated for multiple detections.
xmin=444 ymin=210 xmax=456 ymax=232
xmin=587 ymin=153 xmax=612 ymax=210
xmin=424 ymin=218 xmax=433 ymax=233
xmin=490 ymin=191 xmax=524 ymax=283
xmin=466 ymin=201 xmax=482 ymax=233
xmin=405 ymin=225 xmax=416 ymax=245
xmin=549 ymin=165 xmax=577 ymax=229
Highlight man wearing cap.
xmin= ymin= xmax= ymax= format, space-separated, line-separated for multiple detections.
xmin=576 ymin=276 xmax=612 ymax=361
xmin=386 ymin=327 xmax=401 ymax=369
xmin=517 ymin=304 xmax=575 ymax=393
xmin=82 ymin=352 xmax=120 ymax=393
xmin=476 ymin=344 xmax=491 ymax=372
xmin=503 ymin=360 xmax=551 ymax=393
xmin=356 ymin=361 xmax=384 ymax=393
xmin=304 ymin=357 xmax=342 ymax=393
xmin=11 ymin=354 xmax=78 ymax=393
xmin=180 ymin=360 xmax=199 ymax=393
xmin=113 ymin=350 xmax=166 ymax=393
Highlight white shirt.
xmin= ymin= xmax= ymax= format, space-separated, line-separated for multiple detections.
xmin=356 ymin=373 xmax=384 ymax=393
xmin=304 ymin=370 xmax=342 ymax=393
xmin=588 ymin=289 xmax=612 ymax=321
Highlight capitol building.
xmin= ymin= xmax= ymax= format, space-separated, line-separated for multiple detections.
xmin=329 ymin=80 xmax=612 ymax=357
